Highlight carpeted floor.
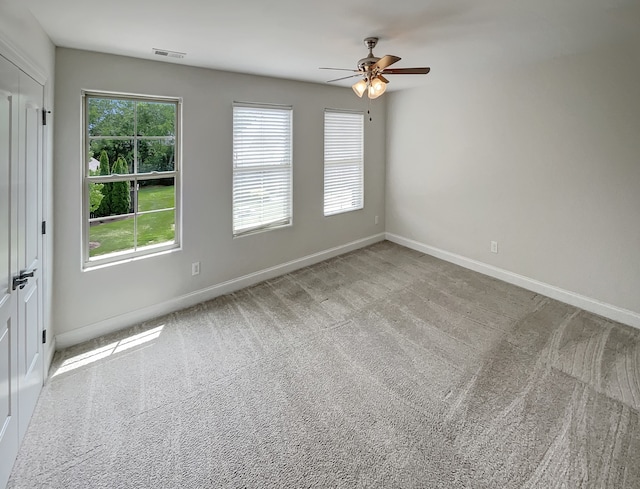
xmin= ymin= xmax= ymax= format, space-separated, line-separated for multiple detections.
xmin=8 ymin=241 xmax=640 ymax=488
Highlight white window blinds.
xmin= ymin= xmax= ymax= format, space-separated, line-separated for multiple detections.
xmin=324 ymin=110 xmax=364 ymax=216
xmin=233 ymin=103 xmax=292 ymax=236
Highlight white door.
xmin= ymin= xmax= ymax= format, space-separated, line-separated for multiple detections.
xmin=0 ymin=54 xmax=21 ymax=489
xmin=16 ymin=69 xmax=44 ymax=441
xmin=0 ymin=55 xmax=45 ymax=488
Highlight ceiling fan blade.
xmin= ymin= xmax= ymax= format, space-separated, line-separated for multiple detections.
xmin=382 ymin=67 xmax=431 ymax=75
xmin=319 ymin=67 xmax=360 ymax=72
xmin=377 ymin=75 xmax=389 ymax=84
xmin=327 ymin=74 xmax=363 ymax=83
xmin=374 ymin=55 xmax=401 ymax=71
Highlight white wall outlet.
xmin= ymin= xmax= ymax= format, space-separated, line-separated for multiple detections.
xmin=191 ymin=262 xmax=200 ymax=276
xmin=375 ymin=215 xmax=379 ymax=225
xmin=490 ymin=241 xmax=498 ymax=254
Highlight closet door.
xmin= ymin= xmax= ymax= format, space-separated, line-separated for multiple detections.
xmin=0 ymin=54 xmax=45 ymax=489
xmin=16 ymin=69 xmax=44 ymax=442
xmin=0 ymin=53 xmax=20 ymax=489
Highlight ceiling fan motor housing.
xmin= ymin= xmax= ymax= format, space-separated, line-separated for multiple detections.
xmin=358 ymin=57 xmax=380 ymax=72
xmin=358 ymin=37 xmax=380 ymax=73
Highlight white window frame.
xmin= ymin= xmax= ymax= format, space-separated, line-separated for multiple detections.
xmin=323 ymin=109 xmax=364 ymax=216
xmin=82 ymin=91 xmax=182 ymax=268
xmin=232 ymin=102 xmax=293 ymax=237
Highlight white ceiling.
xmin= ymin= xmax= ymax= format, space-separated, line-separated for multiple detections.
xmin=25 ymin=0 xmax=640 ymax=91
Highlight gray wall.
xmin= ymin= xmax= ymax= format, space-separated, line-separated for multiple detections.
xmin=54 ymin=48 xmax=386 ymax=337
xmin=386 ymin=41 xmax=640 ymax=315
xmin=0 ymin=3 xmax=54 ymax=76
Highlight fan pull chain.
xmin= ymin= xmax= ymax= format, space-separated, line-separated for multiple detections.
xmin=368 ymin=97 xmax=373 ymax=122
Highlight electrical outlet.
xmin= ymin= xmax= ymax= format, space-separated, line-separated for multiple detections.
xmin=375 ymin=215 xmax=379 ymax=225
xmin=490 ymin=241 xmax=498 ymax=254
xmin=191 ymin=262 xmax=200 ymax=276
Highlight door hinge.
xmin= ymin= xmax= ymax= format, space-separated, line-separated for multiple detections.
xmin=42 ymin=109 xmax=51 ymax=126
xmin=42 ymin=221 xmax=46 ymax=235
xmin=42 ymin=329 xmax=47 ymax=344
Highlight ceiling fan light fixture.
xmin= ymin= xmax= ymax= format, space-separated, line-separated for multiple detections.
xmin=352 ymin=79 xmax=367 ymax=98
xmin=368 ymin=77 xmax=387 ymax=99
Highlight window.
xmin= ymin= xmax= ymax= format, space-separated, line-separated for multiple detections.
xmin=83 ymin=92 xmax=180 ymax=266
xmin=324 ymin=109 xmax=364 ymax=216
xmin=233 ymin=103 xmax=292 ymax=237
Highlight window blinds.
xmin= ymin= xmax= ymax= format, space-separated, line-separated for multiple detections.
xmin=233 ymin=103 xmax=292 ymax=236
xmin=324 ymin=110 xmax=364 ymax=216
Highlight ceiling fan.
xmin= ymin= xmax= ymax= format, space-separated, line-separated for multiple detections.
xmin=321 ymin=37 xmax=430 ymax=99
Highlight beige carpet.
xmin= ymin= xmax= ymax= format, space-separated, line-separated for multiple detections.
xmin=8 ymin=241 xmax=640 ymax=488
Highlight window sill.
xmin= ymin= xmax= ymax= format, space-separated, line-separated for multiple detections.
xmin=233 ymin=222 xmax=292 ymax=239
xmin=83 ymin=243 xmax=181 ymax=271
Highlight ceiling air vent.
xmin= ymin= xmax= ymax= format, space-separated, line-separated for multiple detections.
xmin=152 ymin=48 xmax=186 ymax=59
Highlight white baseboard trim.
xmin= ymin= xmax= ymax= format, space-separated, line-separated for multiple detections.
xmin=386 ymin=232 xmax=640 ymax=330
xmin=55 ymin=233 xmax=386 ymax=349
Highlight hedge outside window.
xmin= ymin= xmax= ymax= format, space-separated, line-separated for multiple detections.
xmin=83 ymin=92 xmax=181 ymax=266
